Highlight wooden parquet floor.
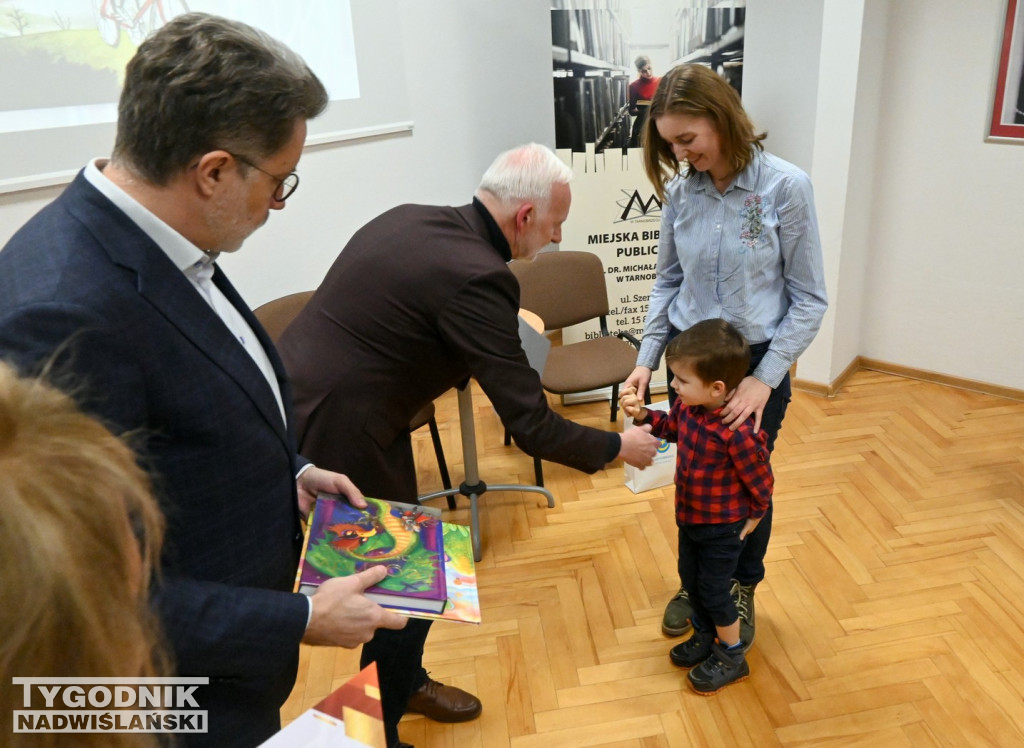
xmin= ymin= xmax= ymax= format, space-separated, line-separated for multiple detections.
xmin=282 ymin=370 xmax=1024 ymax=747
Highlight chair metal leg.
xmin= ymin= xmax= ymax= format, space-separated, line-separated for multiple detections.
xmin=417 ymin=386 xmax=555 ymax=562
xmin=506 ymin=427 xmax=543 ymax=486
xmin=611 ymin=383 xmax=620 ymax=421
xmin=426 ymin=416 xmax=456 ymax=508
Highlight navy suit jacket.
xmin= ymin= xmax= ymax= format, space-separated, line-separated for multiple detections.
xmin=0 ymin=173 xmax=309 ymax=747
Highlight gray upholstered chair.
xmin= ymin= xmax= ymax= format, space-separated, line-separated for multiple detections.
xmin=252 ymin=291 xmax=452 ymax=495
xmin=507 ymin=250 xmax=650 ymax=484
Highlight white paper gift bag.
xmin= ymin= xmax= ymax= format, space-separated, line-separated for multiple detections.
xmin=623 ymin=399 xmax=676 ymax=493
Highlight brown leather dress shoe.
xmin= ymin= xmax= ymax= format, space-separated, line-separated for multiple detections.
xmin=405 ymin=676 xmax=482 ymax=722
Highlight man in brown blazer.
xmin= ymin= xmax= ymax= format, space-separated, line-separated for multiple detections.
xmin=277 ymin=143 xmax=659 ymax=748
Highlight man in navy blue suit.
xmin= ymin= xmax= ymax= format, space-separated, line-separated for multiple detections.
xmin=0 ymin=14 xmax=407 ymax=748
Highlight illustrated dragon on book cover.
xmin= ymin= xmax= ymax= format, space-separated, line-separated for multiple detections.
xmin=305 ymin=497 xmax=444 ymax=594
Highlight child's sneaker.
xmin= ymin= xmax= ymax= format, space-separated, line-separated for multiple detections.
xmin=669 ymin=628 xmax=714 ymax=668
xmin=687 ymin=641 xmax=749 ymax=694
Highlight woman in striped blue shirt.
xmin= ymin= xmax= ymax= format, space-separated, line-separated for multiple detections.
xmin=624 ymin=63 xmax=828 ymax=649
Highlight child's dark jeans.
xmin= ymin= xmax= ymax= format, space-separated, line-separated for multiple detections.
xmin=678 ymin=518 xmax=747 ymax=634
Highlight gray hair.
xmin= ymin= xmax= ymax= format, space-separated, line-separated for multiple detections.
xmin=477 ymin=143 xmax=573 ymax=206
xmin=112 ymin=13 xmax=328 ymax=185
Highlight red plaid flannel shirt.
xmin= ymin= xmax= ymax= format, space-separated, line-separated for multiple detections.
xmin=643 ymin=402 xmax=773 ymax=525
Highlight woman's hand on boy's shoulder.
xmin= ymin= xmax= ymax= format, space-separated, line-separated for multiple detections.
xmin=721 ymin=376 xmax=772 ymax=433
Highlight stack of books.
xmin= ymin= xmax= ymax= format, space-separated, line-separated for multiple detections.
xmin=295 ymin=492 xmax=481 ymax=624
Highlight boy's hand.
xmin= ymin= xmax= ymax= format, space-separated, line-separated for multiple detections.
xmin=619 ymin=385 xmax=647 ymax=421
xmin=739 ymin=516 xmax=762 ymax=541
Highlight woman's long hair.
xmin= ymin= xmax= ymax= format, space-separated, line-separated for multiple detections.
xmin=642 ymin=63 xmax=766 ymax=201
xmin=0 ymin=362 xmax=167 ymax=747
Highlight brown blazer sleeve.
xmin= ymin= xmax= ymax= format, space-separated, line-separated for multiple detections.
xmin=437 ymin=263 xmax=619 ymax=472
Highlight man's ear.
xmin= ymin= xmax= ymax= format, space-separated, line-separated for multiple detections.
xmin=514 ymin=202 xmax=534 ymax=234
xmin=193 ymin=150 xmax=233 ymax=197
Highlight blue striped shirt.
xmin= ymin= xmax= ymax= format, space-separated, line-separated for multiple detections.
xmin=636 ymin=150 xmax=828 ymax=388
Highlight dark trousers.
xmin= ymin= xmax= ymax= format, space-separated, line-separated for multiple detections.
xmin=665 ymin=336 xmax=791 ymax=586
xmin=349 ymin=430 xmax=430 ymax=748
xmin=678 ymin=519 xmax=746 ymax=633
xmin=361 ymin=619 xmax=431 ymax=748
xmin=629 ymin=105 xmax=649 ymax=148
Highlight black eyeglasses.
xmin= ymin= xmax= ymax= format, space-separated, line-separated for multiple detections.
xmin=229 ymin=151 xmax=299 ymax=202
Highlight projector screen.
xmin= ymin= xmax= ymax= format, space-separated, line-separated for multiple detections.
xmin=0 ymin=0 xmax=411 ymax=192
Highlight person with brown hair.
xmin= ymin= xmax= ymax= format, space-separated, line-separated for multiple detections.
xmin=0 ymin=14 xmax=406 ymax=747
xmin=621 ymin=320 xmax=772 ymax=694
xmin=625 ymin=63 xmax=828 ymax=647
xmin=628 ymin=54 xmax=659 ymax=147
xmin=0 ymin=361 xmax=165 ymax=747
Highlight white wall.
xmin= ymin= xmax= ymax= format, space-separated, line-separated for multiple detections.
xmin=746 ymin=0 xmax=1024 ymax=391
xmin=743 ymin=0 xmax=824 ymax=173
xmin=2 ymin=0 xmax=1023 ymax=391
xmin=829 ymin=0 xmax=887 ymax=381
xmin=804 ymin=0 xmax=868 ymax=387
xmin=217 ymin=0 xmax=557 ymax=308
xmin=0 ymin=1 xmax=556 ymax=310
xmin=862 ymin=0 xmax=1024 ymax=389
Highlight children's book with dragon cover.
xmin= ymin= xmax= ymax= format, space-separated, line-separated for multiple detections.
xmin=386 ymin=522 xmax=481 ymax=625
xmin=296 ymin=493 xmax=447 ymax=614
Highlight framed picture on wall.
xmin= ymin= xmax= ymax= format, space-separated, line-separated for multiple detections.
xmin=989 ymin=0 xmax=1024 ymax=142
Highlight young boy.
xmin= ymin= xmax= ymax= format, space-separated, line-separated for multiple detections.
xmin=620 ymin=319 xmax=773 ymax=694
